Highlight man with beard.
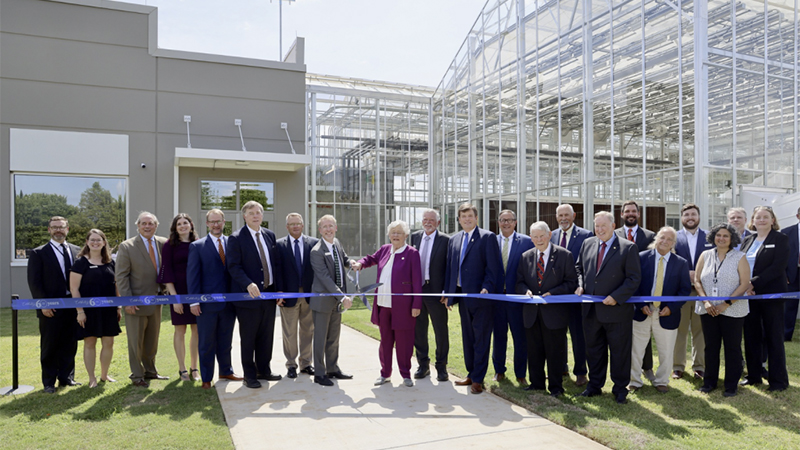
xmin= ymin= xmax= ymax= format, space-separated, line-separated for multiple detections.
xmin=673 ymin=203 xmax=712 ymax=380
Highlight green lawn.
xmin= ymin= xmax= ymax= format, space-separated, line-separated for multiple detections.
xmin=342 ymin=300 xmax=800 ymax=450
xmin=0 ymin=308 xmax=233 ymax=450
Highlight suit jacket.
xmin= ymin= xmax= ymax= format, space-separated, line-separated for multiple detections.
xmin=780 ymin=223 xmax=799 ymax=286
xmin=115 ymin=235 xmax=167 ymax=317
xmin=27 ymin=241 xmax=81 ymax=318
xmin=675 ymin=228 xmax=714 ymax=270
xmin=310 ymin=238 xmax=351 ymax=313
xmin=186 ymin=234 xmax=231 ymax=312
xmin=550 ymin=225 xmax=593 ymax=263
xmin=740 ymin=230 xmax=790 ymax=295
xmin=576 ymin=236 xmax=641 ymax=323
xmin=443 ymin=227 xmax=501 ymax=306
xmin=615 ymin=226 xmax=655 ymax=252
xmin=410 ymin=229 xmax=449 ymax=293
xmin=226 ymin=225 xmax=284 ymax=308
xmin=496 ymin=232 xmax=534 ymax=293
xmin=633 ymin=249 xmax=691 ymax=329
xmin=516 ymin=244 xmax=578 ymax=330
xmin=276 ymin=234 xmax=319 ymax=307
xmin=358 ymin=244 xmax=423 ymax=330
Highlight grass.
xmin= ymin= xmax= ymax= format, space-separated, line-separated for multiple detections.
xmin=341 ymin=300 xmax=800 ymax=450
xmin=0 ymin=308 xmax=233 ymax=450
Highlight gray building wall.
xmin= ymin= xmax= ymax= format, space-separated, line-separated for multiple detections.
xmin=1 ymin=0 xmax=307 ymax=306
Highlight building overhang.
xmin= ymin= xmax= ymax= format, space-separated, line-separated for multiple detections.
xmin=174 ymin=148 xmax=311 ymax=172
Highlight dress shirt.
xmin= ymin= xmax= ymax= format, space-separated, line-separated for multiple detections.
xmin=559 ymin=224 xmax=574 ymax=248
xmin=623 ymin=225 xmax=639 ymax=241
xmin=377 ymin=244 xmax=407 ymax=308
xmin=139 ymin=234 xmax=160 ymax=268
xmin=684 ymin=228 xmax=699 ymax=263
xmin=420 ymin=230 xmax=437 ymax=281
xmin=651 ymin=251 xmax=671 ymax=296
xmin=249 ymin=226 xmax=274 ymax=286
xmin=48 ymin=239 xmax=73 ymax=277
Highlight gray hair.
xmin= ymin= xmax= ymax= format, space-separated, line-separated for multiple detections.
xmin=422 ymin=208 xmax=441 ymax=222
xmin=594 ymin=210 xmax=615 ymax=225
xmin=647 ymin=226 xmax=677 ymax=251
xmin=136 ymin=211 xmax=159 ymax=226
xmin=529 ymin=221 xmax=551 ymax=234
xmin=285 ymin=212 xmax=304 ymax=224
xmin=498 ymin=209 xmax=517 ymax=221
xmin=317 ymin=214 xmax=337 ymax=227
xmin=387 ymin=220 xmax=410 ymax=237
xmin=241 ymin=201 xmax=263 ymax=215
xmin=556 ymin=204 xmax=575 ymax=215
xmin=726 ymin=207 xmax=747 ymax=219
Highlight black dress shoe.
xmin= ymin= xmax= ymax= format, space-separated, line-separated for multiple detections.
xmin=579 ymin=389 xmax=602 ymax=397
xmin=615 ymin=393 xmax=628 ymax=404
xmin=436 ymin=370 xmax=449 ymax=382
xmin=314 ymin=375 xmax=334 ymax=386
xmin=739 ymin=378 xmax=762 ymax=387
xmin=327 ymin=370 xmax=353 ymax=380
xmin=257 ymin=373 xmax=283 ymax=381
xmin=287 ymin=367 xmax=297 ymax=379
xmin=44 ymin=386 xmax=56 ymax=394
xmin=767 ymin=385 xmax=787 ymax=392
xmin=300 ymin=366 xmax=315 ymax=376
xmin=723 ymin=390 xmax=737 ymax=397
xmin=414 ymin=366 xmax=430 ymax=379
xmin=59 ymin=379 xmax=82 ymax=387
xmin=523 ymin=385 xmax=544 ymax=392
xmin=144 ymin=374 xmax=169 ymax=380
xmin=550 ymin=390 xmax=564 ymax=398
xmin=244 ymin=379 xmax=262 ymax=389
xmin=699 ymin=385 xmax=715 ymax=393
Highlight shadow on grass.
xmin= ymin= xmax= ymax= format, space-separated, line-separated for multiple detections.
xmin=724 ymin=383 xmax=800 ymax=434
xmin=0 ymin=384 xmax=105 ymax=421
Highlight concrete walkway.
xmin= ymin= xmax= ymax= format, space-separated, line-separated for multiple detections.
xmin=214 ymin=313 xmax=608 ymax=450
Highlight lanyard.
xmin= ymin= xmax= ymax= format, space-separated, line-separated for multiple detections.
xmin=713 ymin=249 xmax=726 ymax=284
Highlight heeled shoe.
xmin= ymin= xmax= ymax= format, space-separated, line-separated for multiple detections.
xmin=190 ymin=368 xmax=201 ymax=381
xmin=179 ymin=370 xmax=190 ymax=381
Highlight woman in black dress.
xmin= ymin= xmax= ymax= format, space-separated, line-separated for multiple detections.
xmin=70 ymin=229 xmax=121 ymax=388
xmin=158 ymin=213 xmax=199 ymax=381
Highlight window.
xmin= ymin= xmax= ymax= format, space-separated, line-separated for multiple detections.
xmin=200 ymin=180 xmax=274 ymax=230
xmin=14 ymin=174 xmax=127 ymax=259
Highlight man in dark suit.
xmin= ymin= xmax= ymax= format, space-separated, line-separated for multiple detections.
xmin=187 ymin=209 xmax=242 ymax=389
xmin=673 ymin=203 xmax=712 ymax=380
xmin=309 ymin=214 xmax=354 ymax=387
xmin=491 ymin=209 xmax=533 ymax=385
xmin=27 ymin=216 xmax=81 ymax=393
xmin=517 ymin=221 xmax=578 ymax=397
xmin=442 ymin=203 xmax=501 ymax=394
xmin=727 ymin=207 xmax=752 ymax=250
xmin=780 ymin=206 xmax=800 ymax=342
xmin=551 ymin=203 xmax=592 ymax=387
xmin=411 ymin=208 xmax=450 ymax=382
xmin=630 ymin=227 xmax=691 ymax=394
xmin=226 ymin=201 xmax=284 ymax=389
xmin=116 ymin=211 xmax=168 ymax=387
xmin=575 ymin=211 xmax=641 ymax=404
xmin=276 ymin=212 xmax=319 ymax=379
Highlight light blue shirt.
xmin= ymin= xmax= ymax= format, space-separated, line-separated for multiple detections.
xmin=745 ymin=239 xmax=762 ymax=278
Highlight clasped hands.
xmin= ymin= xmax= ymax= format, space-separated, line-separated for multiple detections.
xmin=574 ymin=287 xmax=617 ymax=305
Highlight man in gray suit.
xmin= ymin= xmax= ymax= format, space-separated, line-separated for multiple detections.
xmin=309 ymin=214 xmax=354 ymax=387
xmin=116 ymin=211 xmax=169 ymax=387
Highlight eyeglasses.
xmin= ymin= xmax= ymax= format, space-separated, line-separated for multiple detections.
xmin=49 ymin=226 xmax=67 ymax=231
xmin=287 ymin=223 xmax=304 ymax=227
xmin=207 ymin=220 xmax=225 ymax=225
xmin=498 ymin=218 xmax=516 ymax=224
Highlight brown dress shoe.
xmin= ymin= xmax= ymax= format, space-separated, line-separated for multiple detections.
xmin=219 ymin=373 xmax=244 ymax=381
xmin=132 ymin=379 xmax=149 ymax=388
xmin=493 ymin=373 xmax=506 ymax=382
xmin=575 ymin=375 xmax=588 ymax=386
xmin=517 ymin=378 xmax=527 ymax=386
xmin=470 ymin=382 xmax=484 ymax=394
xmin=201 ymin=382 xmax=212 ymax=389
xmin=454 ymin=377 xmax=473 ymax=386
xmin=656 ymin=385 xmax=670 ymax=393
xmin=671 ymin=370 xmax=683 ymax=379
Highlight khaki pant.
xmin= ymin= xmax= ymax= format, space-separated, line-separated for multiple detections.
xmin=281 ymin=299 xmax=314 ymax=369
xmin=673 ymin=300 xmax=705 ymax=372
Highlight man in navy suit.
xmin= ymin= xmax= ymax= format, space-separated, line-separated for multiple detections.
xmin=491 ymin=209 xmax=533 ymax=385
xmin=727 ymin=207 xmax=751 ymax=250
xmin=227 ymin=201 xmax=284 ymax=388
xmin=630 ymin=227 xmax=691 ymax=394
xmin=442 ymin=203 xmax=501 ymax=394
xmin=187 ymin=209 xmax=242 ymax=389
xmin=780 ymin=206 xmax=800 ymax=342
xmin=576 ymin=211 xmax=641 ymax=404
xmin=276 ymin=213 xmax=319 ymax=379
xmin=551 ymin=203 xmax=592 ymax=387
xmin=27 ymin=216 xmax=81 ymax=393
xmin=673 ymin=203 xmax=712 ymax=380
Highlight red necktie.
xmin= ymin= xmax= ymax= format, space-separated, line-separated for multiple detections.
xmin=560 ymin=230 xmax=567 ymax=247
xmin=537 ymin=252 xmax=545 ymax=287
xmin=218 ymin=238 xmax=226 ymax=266
xmin=627 ymin=229 xmax=634 ymax=241
xmin=596 ymin=242 xmax=607 ymax=273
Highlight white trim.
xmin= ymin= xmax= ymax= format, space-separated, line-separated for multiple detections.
xmin=175 ymin=147 xmax=310 ymax=172
xmin=10 ymin=128 xmax=129 ymax=175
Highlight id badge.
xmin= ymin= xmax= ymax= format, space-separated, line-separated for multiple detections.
xmin=711 ymin=287 xmax=719 ymax=297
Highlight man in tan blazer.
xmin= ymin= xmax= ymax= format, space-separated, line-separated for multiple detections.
xmin=115 ymin=211 xmax=168 ymax=387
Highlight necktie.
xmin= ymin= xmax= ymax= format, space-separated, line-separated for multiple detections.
xmin=420 ymin=235 xmax=431 ymax=280
xmin=458 ymin=232 xmax=469 ymax=286
xmin=294 ymin=238 xmax=303 ymax=277
xmin=537 ymin=251 xmax=545 ymax=287
xmin=218 ymin=237 xmax=226 ymax=266
xmin=255 ymin=231 xmax=271 ymax=287
xmin=60 ymin=243 xmax=71 ymax=279
xmin=332 ymin=244 xmax=342 ymax=288
xmin=653 ymin=256 xmax=664 ymax=307
xmin=560 ymin=230 xmax=567 ymax=247
xmin=627 ymin=229 xmax=634 ymax=242
xmin=596 ymin=242 xmax=607 ymax=273
xmin=148 ymin=238 xmax=158 ymax=270
xmin=501 ymin=237 xmax=510 ymax=273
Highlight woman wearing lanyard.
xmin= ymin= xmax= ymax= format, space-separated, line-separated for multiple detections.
xmin=352 ymin=220 xmax=422 ymax=388
xmin=694 ymin=224 xmax=750 ymax=396
xmin=739 ymin=206 xmax=790 ymax=391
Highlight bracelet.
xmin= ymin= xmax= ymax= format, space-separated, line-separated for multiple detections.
xmin=724 ymin=300 xmax=732 ymax=305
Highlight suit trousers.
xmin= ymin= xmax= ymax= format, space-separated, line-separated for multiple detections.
xmin=125 ymin=306 xmax=162 ymax=382
xmin=492 ymin=300 xmax=527 ymax=379
xmin=673 ymin=297 xmax=705 ymax=372
xmin=312 ymin=309 xmax=342 ymax=375
xmin=458 ymin=298 xmax=493 ymax=384
xmin=280 ymin=299 xmax=314 ymax=369
xmin=630 ymin=310 xmax=677 ymax=388
xmin=785 ymin=271 xmax=799 ymax=341
xmin=196 ymin=304 xmax=237 ymax=382
xmin=700 ymin=313 xmax=744 ymax=393
xmin=566 ymin=303 xmax=588 ymax=376
xmin=743 ymin=300 xmax=789 ymax=389
xmin=582 ymin=305 xmax=632 ymax=397
xmin=414 ymin=293 xmax=449 ymax=370
xmin=377 ymin=307 xmax=414 ymax=379
xmin=39 ymin=310 xmax=78 ymax=387
xmin=236 ymin=300 xmax=277 ymax=380
xmin=526 ymin=315 xmax=566 ymax=394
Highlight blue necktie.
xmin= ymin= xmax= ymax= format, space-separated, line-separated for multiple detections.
xmin=294 ymin=238 xmax=303 ymax=277
xmin=458 ymin=232 xmax=469 ymax=286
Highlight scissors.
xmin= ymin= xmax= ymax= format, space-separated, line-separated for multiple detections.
xmin=344 ymin=268 xmax=381 ymax=311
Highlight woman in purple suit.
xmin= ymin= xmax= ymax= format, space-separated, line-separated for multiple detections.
xmin=158 ymin=213 xmax=199 ymax=381
xmin=354 ymin=220 xmax=422 ymax=387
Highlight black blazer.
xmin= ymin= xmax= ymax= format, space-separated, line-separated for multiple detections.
xmin=226 ymin=225 xmax=284 ymax=308
xmin=740 ymin=229 xmax=789 ymax=295
xmin=27 ymin=241 xmax=81 ymax=318
xmin=516 ymin=245 xmax=578 ymax=330
xmin=780 ymin=223 xmax=799 ymax=287
xmin=615 ymin=226 xmax=655 ymax=252
xmin=276 ymin=234 xmax=319 ymax=306
xmin=410 ymin=230 xmax=449 ymax=293
xmin=576 ymin=236 xmax=641 ymax=323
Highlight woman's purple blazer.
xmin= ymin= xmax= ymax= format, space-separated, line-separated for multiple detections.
xmin=358 ymin=244 xmax=423 ymax=330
